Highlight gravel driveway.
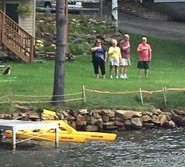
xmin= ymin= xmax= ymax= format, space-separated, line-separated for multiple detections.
xmin=118 ymin=12 xmax=185 ymax=43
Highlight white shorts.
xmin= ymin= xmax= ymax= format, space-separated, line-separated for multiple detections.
xmin=109 ymin=58 xmax=119 ymax=66
xmin=120 ymin=58 xmax=131 ymax=66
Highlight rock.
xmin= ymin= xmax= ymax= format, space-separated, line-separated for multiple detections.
xmin=69 ymin=121 xmax=76 ymax=129
xmin=83 ymin=115 xmax=91 ymax=124
xmin=143 ymin=122 xmax=156 ymax=129
xmin=116 ymin=110 xmax=136 ymax=120
xmin=93 ymin=112 xmax=101 ymax=119
xmin=90 ymin=116 xmax=97 ymax=125
xmin=101 ymin=109 xmax=115 ymax=118
xmin=109 ymin=117 xmax=115 ymax=121
xmin=165 ymin=112 xmax=172 ymax=121
xmin=124 ymin=119 xmax=132 ymax=130
xmin=102 ymin=115 xmax=109 ymax=122
xmin=68 ymin=109 xmax=78 ymax=117
xmin=104 ymin=125 xmax=119 ymax=130
xmin=151 ymin=108 xmax=162 ymax=115
xmin=151 ymin=116 xmax=161 ymax=126
xmin=130 ymin=118 xmax=143 ymax=130
xmin=115 ymin=116 xmax=124 ymax=122
xmin=67 ymin=115 xmax=75 ymax=121
xmin=133 ymin=111 xmax=142 ymax=118
xmin=102 ymin=121 xmax=115 ymax=126
xmin=4 ymin=114 xmax=12 ymax=119
xmin=28 ymin=111 xmax=40 ymax=120
xmin=158 ymin=114 xmax=168 ymax=125
xmin=90 ymin=110 xmax=101 ymax=116
xmin=57 ymin=113 xmax=64 ymax=120
xmin=85 ymin=125 xmax=98 ymax=132
xmin=78 ymin=109 xmax=88 ymax=115
xmin=171 ymin=110 xmax=183 ymax=125
xmin=115 ymin=121 xmax=124 ymax=126
xmin=0 ymin=114 xmax=4 ymax=119
xmin=172 ymin=109 xmax=185 ymax=116
xmin=76 ymin=120 xmax=86 ymax=126
xmin=76 ymin=114 xmax=85 ymax=122
xmin=163 ymin=120 xmax=176 ymax=128
xmin=96 ymin=119 xmax=103 ymax=130
xmin=15 ymin=105 xmax=29 ymax=112
xmin=142 ymin=114 xmax=152 ymax=122
xmin=60 ymin=110 xmax=69 ymax=118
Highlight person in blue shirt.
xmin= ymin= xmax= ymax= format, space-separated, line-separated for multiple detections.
xmin=91 ymin=39 xmax=107 ymax=79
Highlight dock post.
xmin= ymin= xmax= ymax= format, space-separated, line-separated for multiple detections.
xmin=55 ymin=127 xmax=59 ymax=148
xmin=12 ymin=128 xmax=16 ymax=149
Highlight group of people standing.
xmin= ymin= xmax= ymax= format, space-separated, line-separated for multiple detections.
xmin=90 ymin=34 xmax=152 ymax=79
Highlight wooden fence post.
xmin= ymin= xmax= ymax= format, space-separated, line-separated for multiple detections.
xmin=139 ymin=88 xmax=143 ymax=105
xmin=82 ymin=85 xmax=86 ymax=104
xmin=162 ymin=87 xmax=167 ymax=105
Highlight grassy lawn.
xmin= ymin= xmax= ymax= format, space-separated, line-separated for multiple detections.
xmin=0 ymin=13 xmax=185 ymax=112
xmin=65 ymin=36 xmax=185 ymax=111
xmin=1 ymin=34 xmax=185 ymax=112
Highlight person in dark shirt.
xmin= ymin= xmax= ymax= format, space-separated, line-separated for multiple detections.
xmin=91 ymin=39 xmax=107 ymax=79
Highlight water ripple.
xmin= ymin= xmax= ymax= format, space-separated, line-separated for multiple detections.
xmin=1 ymin=128 xmax=185 ymax=167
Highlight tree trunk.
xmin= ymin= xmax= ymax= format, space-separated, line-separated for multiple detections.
xmin=51 ymin=0 xmax=68 ymax=106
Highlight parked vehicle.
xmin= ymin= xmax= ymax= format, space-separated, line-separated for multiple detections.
xmin=36 ymin=0 xmax=83 ymax=12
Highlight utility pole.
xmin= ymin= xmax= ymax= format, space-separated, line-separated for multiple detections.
xmin=111 ymin=0 xmax=118 ymax=29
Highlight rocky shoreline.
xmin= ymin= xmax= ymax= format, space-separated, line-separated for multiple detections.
xmin=1 ymin=106 xmax=185 ymax=131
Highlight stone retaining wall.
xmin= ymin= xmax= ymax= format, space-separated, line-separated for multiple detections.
xmin=1 ymin=107 xmax=185 ymax=131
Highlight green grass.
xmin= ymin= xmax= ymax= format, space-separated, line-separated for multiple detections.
xmin=1 ymin=35 xmax=185 ymax=112
xmin=1 ymin=14 xmax=185 ymax=112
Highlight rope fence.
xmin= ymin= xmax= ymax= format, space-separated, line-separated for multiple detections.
xmin=0 ymin=92 xmax=84 ymax=105
xmin=83 ymin=86 xmax=185 ymax=106
xmin=0 ymin=86 xmax=185 ymax=106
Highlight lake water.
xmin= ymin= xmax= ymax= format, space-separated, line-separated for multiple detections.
xmin=1 ymin=128 xmax=185 ymax=167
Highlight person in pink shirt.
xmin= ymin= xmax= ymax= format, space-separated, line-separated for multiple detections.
xmin=137 ymin=37 xmax=152 ymax=78
xmin=120 ymin=34 xmax=131 ymax=79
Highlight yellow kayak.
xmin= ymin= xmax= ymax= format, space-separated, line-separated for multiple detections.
xmin=5 ymin=130 xmax=86 ymax=143
xmin=44 ymin=120 xmax=117 ymax=141
xmin=43 ymin=109 xmax=117 ymax=141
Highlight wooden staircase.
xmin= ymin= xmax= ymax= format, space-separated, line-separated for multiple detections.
xmin=0 ymin=10 xmax=34 ymax=63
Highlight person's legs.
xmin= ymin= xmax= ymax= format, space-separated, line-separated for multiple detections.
xmin=99 ymin=60 xmax=105 ymax=78
xmin=144 ymin=61 xmax=149 ymax=78
xmin=115 ymin=66 xmax=119 ymax=79
xmin=123 ymin=66 xmax=128 ymax=78
xmin=145 ymin=69 xmax=148 ymax=78
xmin=138 ymin=69 xmax=142 ymax=78
xmin=120 ymin=65 xmax=124 ymax=78
xmin=92 ymin=61 xmax=99 ymax=78
xmin=109 ymin=65 xmax=113 ymax=78
xmin=137 ymin=61 xmax=145 ymax=78
xmin=120 ymin=59 xmax=125 ymax=78
xmin=120 ymin=59 xmax=129 ymax=78
xmin=109 ymin=59 xmax=114 ymax=78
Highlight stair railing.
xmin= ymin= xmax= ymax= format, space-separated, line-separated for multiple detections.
xmin=0 ymin=10 xmax=34 ymax=63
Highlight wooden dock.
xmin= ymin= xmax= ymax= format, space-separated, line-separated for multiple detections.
xmin=0 ymin=119 xmax=59 ymax=149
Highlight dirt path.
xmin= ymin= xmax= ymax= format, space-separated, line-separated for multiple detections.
xmin=118 ymin=13 xmax=185 ymax=43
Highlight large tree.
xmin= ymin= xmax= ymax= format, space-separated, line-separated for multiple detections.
xmin=51 ymin=0 xmax=68 ymax=106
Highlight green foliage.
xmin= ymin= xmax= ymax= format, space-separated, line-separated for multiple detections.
xmin=17 ymin=2 xmax=32 ymax=18
xmin=36 ymin=13 xmax=112 ymax=54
